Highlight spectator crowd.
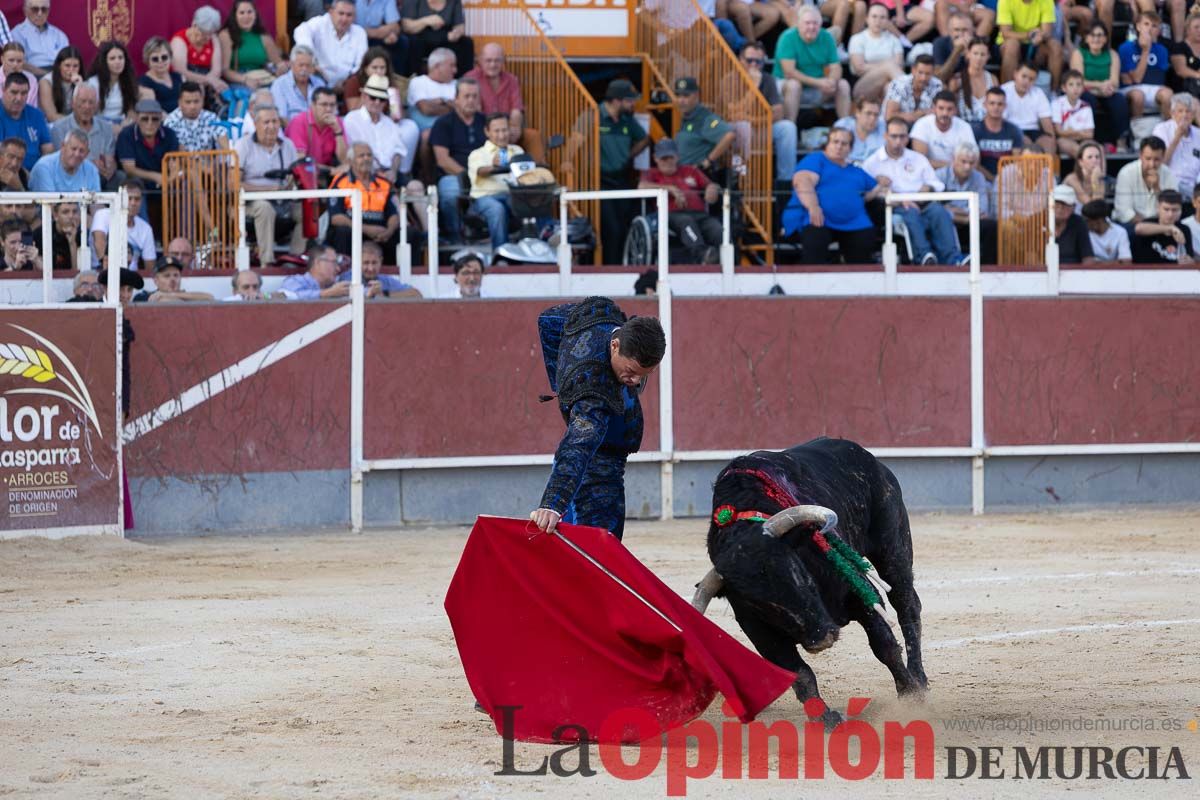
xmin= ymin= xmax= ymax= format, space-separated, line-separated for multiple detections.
xmin=703 ymin=0 xmax=1200 ymax=266
xmin=1 ymin=0 xmax=1196 ymax=306
xmin=0 ymin=0 xmax=509 ymax=298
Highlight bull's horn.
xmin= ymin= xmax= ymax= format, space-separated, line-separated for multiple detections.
xmin=761 ymin=505 xmax=838 ymax=538
xmin=691 ymin=568 xmax=724 ymax=614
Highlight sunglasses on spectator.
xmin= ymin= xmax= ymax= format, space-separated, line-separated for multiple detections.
xmin=743 ymin=58 xmax=765 ymax=66
xmin=149 ymin=54 xmax=170 ymax=63
xmin=28 ymin=6 xmax=49 ymax=13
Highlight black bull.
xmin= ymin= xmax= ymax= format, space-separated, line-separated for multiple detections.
xmin=693 ymin=437 xmax=928 ymax=724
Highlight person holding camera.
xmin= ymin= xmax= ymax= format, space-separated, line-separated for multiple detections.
xmin=234 ymin=103 xmax=304 ymax=267
xmin=0 ymin=218 xmax=42 ymax=271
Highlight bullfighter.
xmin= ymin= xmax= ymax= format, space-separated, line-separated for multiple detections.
xmin=529 ymin=296 xmax=666 ymax=540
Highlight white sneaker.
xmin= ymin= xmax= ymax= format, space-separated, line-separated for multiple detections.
xmin=920 ymin=252 xmax=937 ymax=266
xmin=836 ymin=44 xmax=849 ymax=64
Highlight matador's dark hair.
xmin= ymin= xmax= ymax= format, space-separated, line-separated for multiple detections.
xmin=614 ymin=316 xmax=666 ymax=368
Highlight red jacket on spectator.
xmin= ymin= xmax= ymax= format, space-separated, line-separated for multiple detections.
xmin=640 ymin=165 xmax=710 ymax=212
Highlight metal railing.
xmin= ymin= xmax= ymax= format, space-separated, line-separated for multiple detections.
xmin=635 ymin=0 xmax=774 ymax=261
xmin=162 ymin=149 xmax=241 ymax=270
xmin=996 ymin=154 xmax=1054 ymax=269
xmin=464 ymin=0 xmax=601 ymax=259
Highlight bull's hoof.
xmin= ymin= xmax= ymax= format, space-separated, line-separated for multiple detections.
xmin=819 ymin=709 xmax=844 ymax=731
xmin=898 ymin=683 xmax=928 ymax=703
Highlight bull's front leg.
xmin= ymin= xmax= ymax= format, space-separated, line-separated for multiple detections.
xmin=891 ymin=584 xmax=928 ymax=690
xmin=732 ymin=605 xmax=843 ymax=729
xmin=857 ymin=609 xmax=926 ymax=700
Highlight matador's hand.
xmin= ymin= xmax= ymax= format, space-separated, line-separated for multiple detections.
xmin=530 ymin=508 xmax=562 ymax=534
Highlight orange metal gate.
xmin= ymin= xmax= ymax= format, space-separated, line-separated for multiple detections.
xmin=162 ymin=149 xmax=241 ymax=270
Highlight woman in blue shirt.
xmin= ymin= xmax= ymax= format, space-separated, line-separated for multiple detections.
xmin=782 ymin=127 xmax=889 ymax=264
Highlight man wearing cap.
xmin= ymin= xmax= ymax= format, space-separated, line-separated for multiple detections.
xmin=638 ymin=138 xmax=722 ymax=264
xmin=133 ymin=258 xmax=214 ymax=303
xmin=343 ymin=73 xmax=418 ymax=183
xmin=97 ymin=268 xmax=143 ymax=306
xmin=116 ymin=98 xmax=179 ymax=234
xmin=672 ymin=76 xmax=736 ymax=175
xmin=1051 ymin=184 xmax=1095 ymax=265
xmin=599 ymin=78 xmax=648 ymax=264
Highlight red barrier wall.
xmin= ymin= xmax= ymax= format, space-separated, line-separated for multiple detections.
xmin=362 ymin=299 xmax=661 ymax=459
xmin=985 ymin=298 xmax=1200 ymax=445
xmin=671 ymin=298 xmax=973 ymax=450
xmin=121 ymin=296 xmax=1200 ymax=481
xmin=125 ymin=304 xmax=350 ymax=477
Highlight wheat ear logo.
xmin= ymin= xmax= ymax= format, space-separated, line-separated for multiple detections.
xmin=0 ymin=324 xmax=103 ymax=439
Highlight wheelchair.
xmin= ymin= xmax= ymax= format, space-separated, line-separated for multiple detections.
xmin=622 ymin=201 xmax=734 ymax=267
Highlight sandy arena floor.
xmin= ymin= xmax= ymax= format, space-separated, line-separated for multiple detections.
xmin=1 ymin=510 xmax=1198 ymax=799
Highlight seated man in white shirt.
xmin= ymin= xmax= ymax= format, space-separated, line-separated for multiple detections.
xmin=291 ymin=0 xmax=368 ymax=89
xmin=1081 ymin=200 xmax=1131 ymax=263
xmin=90 ymin=178 xmax=156 ymax=270
xmin=406 ymin=47 xmax=457 ymax=132
xmin=1151 ymin=94 xmax=1200 ymax=202
xmin=466 ymin=112 xmax=524 ymax=251
xmin=1001 ymin=61 xmax=1055 ymax=154
xmin=910 ymin=90 xmax=975 ymax=169
xmin=343 ymin=73 xmax=417 ymax=182
xmin=862 ymin=117 xmax=969 ymax=266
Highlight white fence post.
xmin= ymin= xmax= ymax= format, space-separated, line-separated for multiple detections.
xmin=720 ymin=189 xmax=734 ymax=293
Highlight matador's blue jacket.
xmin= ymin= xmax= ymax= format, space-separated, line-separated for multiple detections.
xmin=537 ymin=296 xmax=644 ymax=516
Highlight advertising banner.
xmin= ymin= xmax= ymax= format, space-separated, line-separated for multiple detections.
xmin=0 ymin=308 xmax=120 ymax=537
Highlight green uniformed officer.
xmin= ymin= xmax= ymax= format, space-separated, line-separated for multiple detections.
xmin=599 ymin=79 xmax=649 ymax=264
xmin=672 ymin=76 xmax=736 ymax=174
